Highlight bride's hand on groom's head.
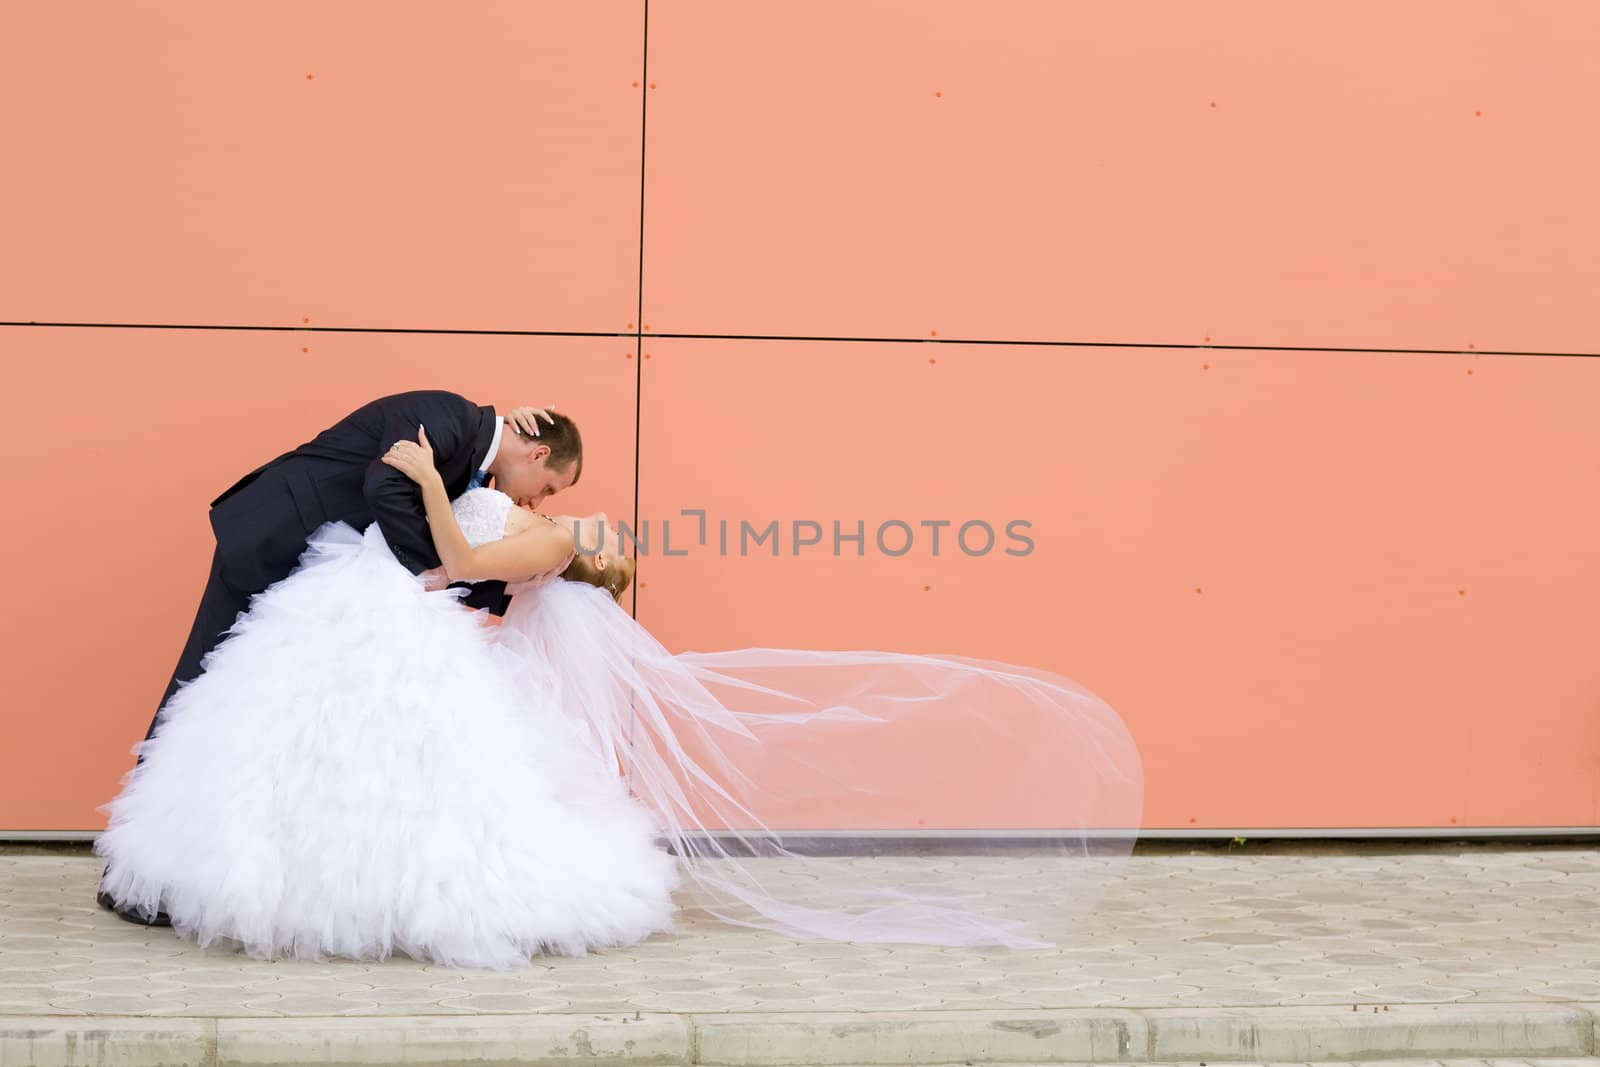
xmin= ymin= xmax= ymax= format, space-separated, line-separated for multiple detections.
xmin=380 ymin=425 xmax=442 ymax=488
xmin=506 ymin=405 xmax=557 ymax=438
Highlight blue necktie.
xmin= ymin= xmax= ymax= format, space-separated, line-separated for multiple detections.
xmin=466 ymin=469 xmax=487 ymax=491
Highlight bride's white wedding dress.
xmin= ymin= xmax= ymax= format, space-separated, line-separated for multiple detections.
xmin=98 ymin=488 xmax=1146 ymax=969
xmin=96 ymin=489 xmax=680 ymax=968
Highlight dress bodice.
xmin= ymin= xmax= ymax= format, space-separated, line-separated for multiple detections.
xmin=447 ymin=487 xmax=575 ymax=591
xmin=451 ymin=487 xmax=516 ymax=550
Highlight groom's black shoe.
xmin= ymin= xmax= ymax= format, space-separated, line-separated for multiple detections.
xmin=97 ymin=867 xmax=172 ymax=927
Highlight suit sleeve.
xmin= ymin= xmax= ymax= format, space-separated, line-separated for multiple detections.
xmin=362 ymin=399 xmax=467 ymax=576
xmin=456 ymin=580 xmax=511 ymax=616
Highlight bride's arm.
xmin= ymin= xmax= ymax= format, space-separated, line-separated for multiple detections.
xmin=382 ymin=428 xmax=573 ymax=583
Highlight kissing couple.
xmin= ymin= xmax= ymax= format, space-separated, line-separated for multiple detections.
xmin=95 ymin=389 xmax=1144 ymax=970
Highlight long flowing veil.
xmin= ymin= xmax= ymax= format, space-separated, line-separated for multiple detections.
xmin=493 ymin=580 xmax=1144 ymax=949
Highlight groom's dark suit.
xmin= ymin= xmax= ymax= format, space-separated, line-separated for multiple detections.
xmin=137 ymin=389 xmax=510 ymax=761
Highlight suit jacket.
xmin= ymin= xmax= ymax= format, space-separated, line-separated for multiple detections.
xmin=207 ymin=390 xmax=510 ymax=614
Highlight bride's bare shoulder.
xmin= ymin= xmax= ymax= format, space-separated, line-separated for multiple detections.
xmin=503 ymin=506 xmax=565 ymax=542
xmin=502 ymin=506 xmax=541 ymax=538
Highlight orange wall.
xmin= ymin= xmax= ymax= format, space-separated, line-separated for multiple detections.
xmin=2 ymin=2 xmax=1596 ymax=832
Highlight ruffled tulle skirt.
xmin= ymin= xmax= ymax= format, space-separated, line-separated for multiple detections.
xmin=99 ymin=520 xmax=1145 ymax=965
xmin=95 ymin=521 xmax=681 ymax=970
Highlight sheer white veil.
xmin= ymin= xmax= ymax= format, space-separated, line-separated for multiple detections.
xmin=492 ymin=580 xmax=1144 ymax=949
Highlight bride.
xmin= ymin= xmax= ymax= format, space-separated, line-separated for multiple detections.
xmin=96 ymin=429 xmax=1144 ymax=970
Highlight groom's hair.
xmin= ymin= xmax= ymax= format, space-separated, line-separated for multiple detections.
xmin=515 ymin=411 xmax=583 ymax=486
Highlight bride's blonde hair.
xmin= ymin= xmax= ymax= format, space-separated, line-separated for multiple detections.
xmin=560 ymin=553 xmax=635 ymax=602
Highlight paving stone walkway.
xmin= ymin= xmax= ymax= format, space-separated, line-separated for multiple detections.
xmin=1 ymin=841 xmax=1596 ymax=1065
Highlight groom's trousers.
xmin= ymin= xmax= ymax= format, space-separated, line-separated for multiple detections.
xmin=135 ymin=545 xmax=254 ymax=767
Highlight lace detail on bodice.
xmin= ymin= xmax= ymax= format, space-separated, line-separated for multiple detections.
xmin=447 ymin=487 xmax=573 ymax=592
xmin=450 ymin=488 xmax=515 ymax=551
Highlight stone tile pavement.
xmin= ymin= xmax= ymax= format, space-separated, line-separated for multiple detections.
xmin=1 ymin=839 xmax=1597 ymax=1064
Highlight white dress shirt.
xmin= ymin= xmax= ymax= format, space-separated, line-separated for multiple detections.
xmin=478 ymin=415 xmax=505 ymax=477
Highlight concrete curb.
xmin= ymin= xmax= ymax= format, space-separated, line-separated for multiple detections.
xmin=690 ymin=1005 xmax=1599 ymax=1065
xmin=0 ymin=1003 xmax=1595 ymax=1067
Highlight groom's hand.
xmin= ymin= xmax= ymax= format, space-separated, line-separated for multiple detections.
xmin=418 ymin=566 xmax=451 ymax=592
xmin=506 ymin=405 xmax=557 ymax=437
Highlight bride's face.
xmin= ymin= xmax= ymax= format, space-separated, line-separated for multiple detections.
xmin=556 ymin=512 xmax=618 ymax=562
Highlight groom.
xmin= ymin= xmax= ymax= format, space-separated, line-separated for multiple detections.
xmin=99 ymin=389 xmax=583 ymax=926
